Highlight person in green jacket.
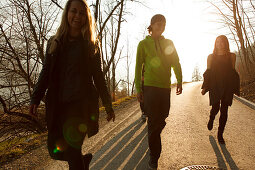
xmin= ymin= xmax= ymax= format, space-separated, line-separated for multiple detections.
xmin=135 ymin=14 xmax=182 ymax=169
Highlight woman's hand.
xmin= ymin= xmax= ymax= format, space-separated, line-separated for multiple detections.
xmin=201 ymin=89 xmax=207 ymax=95
xmin=29 ymin=104 xmax=38 ymax=118
xmin=107 ymin=111 xmax=115 ymax=122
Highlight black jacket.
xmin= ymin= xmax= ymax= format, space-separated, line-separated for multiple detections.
xmin=31 ymin=36 xmax=113 ymax=137
xmin=202 ymin=68 xmax=240 ymax=106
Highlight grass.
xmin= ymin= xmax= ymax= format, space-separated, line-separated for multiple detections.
xmin=0 ymin=133 xmax=46 ymax=164
xmin=99 ymin=95 xmax=136 ymax=112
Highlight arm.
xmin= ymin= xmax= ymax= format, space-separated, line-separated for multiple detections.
xmin=135 ymin=42 xmax=145 ymax=101
xmin=230 ymin=53 xmax=239 ymax=95
xmin=207 ymin=54 xmax=213 ymax=69
xmin=230 ymin=53 xmax=236 ymax=69
xmin=201 ymin=54 xmax=212 ymax=95
xmin=30 ymin=38 xmax=53 ymax=105
xmin=201 ymin=69 xmax=211 ymax=95
xmin=135 ymin=42 xmax=145 ymax=94
xmin=92 ymin=47 xmax=114 ymax=116
xmin=29 ymin=38 xmax=53 ymax=117
xmin=170 ymin=43 xmax=183 ymax=95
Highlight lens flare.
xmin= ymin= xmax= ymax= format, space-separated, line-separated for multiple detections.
xmin=150 ymin=57 xmax=161 ymax=68
xmin=54 ymin=139 xmax=68 ymax=153
xmin=53 ymin=146 xmax=61 ymax=154
xmin=91 ymin=115 xmax=96 ymax=121
xmin=79 ymin=123 xmax=87 ymax=133
xmin=66 ymin=126 xmax=82 ymax=142
xmin=164 ymin=45 xmax=174 ymax=55
xmin=63 ymin=117 xmax=84 ymax=148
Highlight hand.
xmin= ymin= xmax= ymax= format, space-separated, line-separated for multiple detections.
xmin=201 ymin=89 xmax=207 ymax=95
xmin=176 ymin=83 xmax=182 ymax=95
xmin=137 ymin=92 xmax=143 ymax=103
xmin=29 ymin=104 xmax=38 ymax=118
xmin=107 ymin=111 xmax=115 ymax=122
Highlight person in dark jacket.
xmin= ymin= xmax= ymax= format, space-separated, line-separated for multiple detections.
xmin=201 ymin=35 xmax=240 ymax=144
xmin=29 ymin=0 xmax=115 ymax=169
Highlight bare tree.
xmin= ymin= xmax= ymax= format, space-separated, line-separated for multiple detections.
xmin=192 ymin=65 xmax=202 ymax=82
xmin=0 ymin=0 xmax=144 ymax=141
xmin=125 ymin=36 xmax=133 ymax=96
xmin=0 ymin=0 xmax=61 ymax=140
xmin=208 ymin=0 xmax=255 ymax=81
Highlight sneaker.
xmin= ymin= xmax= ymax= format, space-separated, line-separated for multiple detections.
xmin=141 ymin=113 xmax=146 ymax=122
xmin=148 ymin=159 xmax=158 ymax=170
xmin=83 ymin=153 xmax=93 ymax=170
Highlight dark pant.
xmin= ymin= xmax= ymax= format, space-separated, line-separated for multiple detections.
xmin=144 ymin=86 xmax=170 ymax=163
xmin=47 ymin=100 xmax=88 ymax=169
xmin=140 ymin=101 xmax=145 ymax=114
xmin=210 ymin=100 xmax=229 ymax=133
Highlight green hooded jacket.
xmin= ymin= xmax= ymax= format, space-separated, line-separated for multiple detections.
xmin=135 ymin=35 xmax=182 ymax=93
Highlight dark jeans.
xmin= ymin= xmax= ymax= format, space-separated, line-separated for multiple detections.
xmin=210 ymin=100 xmax=229 ymax=133
xmin=144 ymin=86 xmax=170 ymax=163
xmin=140 ymin=101 xmax=145 ymax=114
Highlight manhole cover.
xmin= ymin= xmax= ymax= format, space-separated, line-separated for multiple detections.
xmin=180 ymin=165 xmax=223 ymax=170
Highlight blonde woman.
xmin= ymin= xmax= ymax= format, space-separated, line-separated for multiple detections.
xmin=29 ymin=0 xmax=115 ymax=169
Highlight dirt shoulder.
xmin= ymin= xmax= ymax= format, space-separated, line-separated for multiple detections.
xmin=240 ymin=80 xmax=255 ymax=103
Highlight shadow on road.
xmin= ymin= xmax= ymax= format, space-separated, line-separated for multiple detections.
xmin=90 ymin=118 xmax=149 ymax=170
xmin=219 ymin=143 xmax=239 ymax=170
xmin=209 ymin=135 xmax=239 ymax=170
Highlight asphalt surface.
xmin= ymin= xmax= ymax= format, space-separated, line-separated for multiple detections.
xmin=160 ymin=82 xmax=255 ymax=170
xmin=39 ymin=82 xmax=255 ymax=169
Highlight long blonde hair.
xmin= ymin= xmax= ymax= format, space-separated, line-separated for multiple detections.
xmin=49 ymin=0 xmax=97 ymax=54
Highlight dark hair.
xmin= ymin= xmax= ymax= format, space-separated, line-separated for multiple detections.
xmin=213 ymin=35 xmax=230 ymax=54
xmin=147 ymin=14 xmax=166 ymax=34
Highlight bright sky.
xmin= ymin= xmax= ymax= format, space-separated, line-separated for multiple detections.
xmin=116 ymin=0 xmax=237 ymax=85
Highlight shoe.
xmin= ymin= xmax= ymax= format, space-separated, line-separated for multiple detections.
xmin=141 ymin=113 xmax=146 ymax=122
xmin=148 ymin=159 xmax=158 ymax=170
xmin=217 ymin=132 xmax=225 ymax=144
xmin=83 ymin=153 xmax=93 ymax=170
xmin=207 ymin=118 xmax=214 ymax=131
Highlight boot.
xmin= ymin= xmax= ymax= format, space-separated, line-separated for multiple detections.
xmin=148 ymin=157 xmax=158 ymax=170
xmin=83 ymin=153 xmax=93 ymax=170
xmin=207 ymin=116 xmax=215 ymax=131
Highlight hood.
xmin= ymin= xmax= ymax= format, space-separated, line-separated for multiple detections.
xmin=145 ymin=35 xmax=165 ymax=41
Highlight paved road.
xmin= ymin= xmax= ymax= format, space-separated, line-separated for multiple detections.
xmin=89 ymin=82 xmax=255 ymax=170
xmin=159 ymin=82 xmax=255 ymax=169
xmin=41 ymin=82 xmax=255 ymax=170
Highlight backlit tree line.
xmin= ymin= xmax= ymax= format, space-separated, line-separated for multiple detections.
xmin=0 ymin=0 xmax=141 ymax=144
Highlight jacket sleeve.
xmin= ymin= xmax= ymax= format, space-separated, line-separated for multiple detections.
xmin=201 ymin=69 xmax=211 ymax=92
xmin=135 ymin=41 xmax=145 ymax=93
xmin=92 ymin=48 xmax=113 ymax=114
xmin=232 ymin=69 xmax=240 ymax=96
xmin=170 ymin=42 xmax=182 ymax=84
xmin=30 ymin=38 xmax=52 ymax=105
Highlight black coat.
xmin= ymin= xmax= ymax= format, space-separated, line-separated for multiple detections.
xmin=31 ymin=36 xmax=113 ymax=138
xmin=202 ymin=68 xmax=240 ymax=106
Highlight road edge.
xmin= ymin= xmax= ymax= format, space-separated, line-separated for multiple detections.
xmin=234 ymin=95 xmax=255 ymax=110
